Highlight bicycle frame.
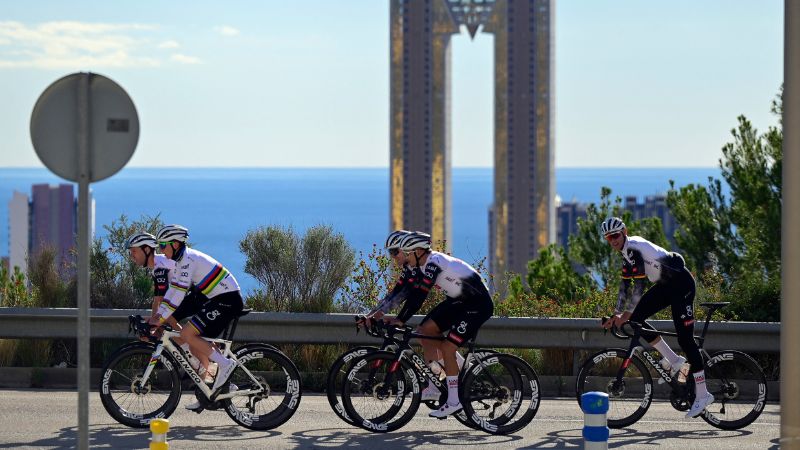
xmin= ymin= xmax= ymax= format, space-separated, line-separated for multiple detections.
xmin=138 ymin=330 xmax=263 ymax=402
xmin=366 ymin=323 xmax=501 ymax=396
xmin=612 ymin=306 xmax=721 ymax=392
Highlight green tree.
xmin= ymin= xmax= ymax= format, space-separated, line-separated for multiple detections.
xmin=526 ymin=244 xmax=595 ymax=301
xmin=90 ymin=214 xmax=165 ymax=308
xmin=568 ymin=187 xmax=669 ymax=288
xmin=240 ymin=225 xmax=355 ymax=313
xmin=0 ymin=265 xmax=30 ymax=307
xmin=667 ymin=90 xmax=782 ymax=321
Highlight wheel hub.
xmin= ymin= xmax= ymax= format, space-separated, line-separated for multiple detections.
xmin=131 ymin=375 xmax=151 ymax=395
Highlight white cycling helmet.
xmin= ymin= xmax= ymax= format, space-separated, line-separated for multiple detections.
xmin=399 ymin=231 xmax=432 ymax=252
xmin=385 ymin=230 xmax=411 ymax=250
xmin=156 ymin=224 xmax=189 ymax=243
xmin=125 ymin=232 xmax=157 ymax=249
xmin=600 ymin=217 xmax=626 ymax=236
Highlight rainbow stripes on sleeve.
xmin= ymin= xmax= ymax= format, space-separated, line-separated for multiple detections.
xmin=197 ymin=263 xmax=229 ymax=296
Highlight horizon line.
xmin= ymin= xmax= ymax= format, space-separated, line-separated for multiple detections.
xmin=0 ymin=165 xmax=720 ymax=170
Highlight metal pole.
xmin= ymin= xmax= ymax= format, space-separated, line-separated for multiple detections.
xmin=76 ymin=72 xmax=91 ymax=450
xmin=782 ymin=0 xmax=800 ymax=447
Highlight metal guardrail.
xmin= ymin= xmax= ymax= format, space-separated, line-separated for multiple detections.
xmin=0 ymin=307 xmax=780 ymax=353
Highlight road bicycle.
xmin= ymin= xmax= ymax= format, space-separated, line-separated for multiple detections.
xmin=99 ymin=310 xmax=302 ymax=430
xmin=575 ymin=302 xmax=767 ymax=430
xmin=340 ymin=319 xmax=541 ymax=435
xmin=325 ymin=316 xmax=485 ymax=425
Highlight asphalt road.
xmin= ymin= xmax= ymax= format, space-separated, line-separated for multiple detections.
xmin=0 ymin=390 xmax=780 ymax=449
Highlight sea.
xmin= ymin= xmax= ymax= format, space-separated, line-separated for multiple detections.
xmin=0 ymin=167 xmax=722 ymax=293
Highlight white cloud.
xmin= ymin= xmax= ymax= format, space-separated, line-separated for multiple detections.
xmin=158 ymin=40 xmax=180 ymax=49
xmin=214 ymin=25 xmax=240 ymax=37
xmin=0 ymin=20 xmax=179 ymax=69
xmin=170 ymin=53 xmax=201 ymax=64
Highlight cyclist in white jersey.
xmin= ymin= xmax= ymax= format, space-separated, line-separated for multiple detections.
xmin=395 ymin=231 xmax=493 ymax=419
xmin=149 ymin=225 xmax=244 ymax=400
xmin=601 ymin=217 xmax=714 ymax=418
xmin=362 ymin=230 xmax=417 ymax=324
xmin=125 ymin=232 xmax=208 ymax=376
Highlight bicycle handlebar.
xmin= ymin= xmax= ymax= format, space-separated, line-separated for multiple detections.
xmin=601 ymin=316 xmax=633 ymax=340
xmin=354 ymin=315 xmax=412 ymax=340
xmin=128 ymin=315 xmax=173 ymax=341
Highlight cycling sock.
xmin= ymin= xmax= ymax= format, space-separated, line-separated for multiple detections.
xmin=693 ymin=370 xmax=709 ymax=397
xmin=652 ymin=339 xmax=680 ymax=365
xmin=446 ymin=376 xmax=459 ymax=406
xmin=438 ymin=352 xmax=465 ymax=370
xmin=209 ymin=349 xmax=230 ymax=365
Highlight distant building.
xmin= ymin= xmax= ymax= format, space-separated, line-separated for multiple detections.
xmin=8 ymin=191 xmax=30 ymax=276
xmin=555 ymin=194 xmax=677 ymax=252
xmin=7 ymin=184 xmax=94 ymax=277
xmin=555 ymin=197 xmax=587 ymax=251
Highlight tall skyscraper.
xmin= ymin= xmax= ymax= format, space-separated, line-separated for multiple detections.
xmin=389 ymin=0 xmax=554 ymax=281
xmin=8 ymin=191 xmax=29 ymax=276
xmin=7 ymin=183 xmax=94 ymax=277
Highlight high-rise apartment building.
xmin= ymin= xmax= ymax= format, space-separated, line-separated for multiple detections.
xmin=7 ymin=183 xmax=94 ymax=276
xmin=389 ymin=0 xmax=554 ymax=281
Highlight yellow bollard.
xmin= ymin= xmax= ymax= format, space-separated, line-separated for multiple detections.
xmin=149 ymin=418 xmax=169 ymax=450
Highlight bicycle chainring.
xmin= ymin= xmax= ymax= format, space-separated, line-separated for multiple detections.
xmin=670 ymin=391 xmax=691 ymax=411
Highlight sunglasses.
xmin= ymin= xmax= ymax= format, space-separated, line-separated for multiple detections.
xmin=158 ymin=241 xmax=171 ymax=249
xmin=388 ymin=248 xmax=400 ymax=256
xmin=604 ymin=232 xmax=622 ymax=241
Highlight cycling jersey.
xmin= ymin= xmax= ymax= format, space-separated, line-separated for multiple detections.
xmin=152 ymin=255 xmax=173 ymax=297
xmin=615 ymin=249 xmax=648 ymax=314
xmin=370 ymin=265 xmax=420 ymax=315
xmin=397 ymin=251 xmax=490 ymax=323
xmin=620 ymin=236 xmax=686 ymax=284
xmin=157 ymin=247 xmax=241 ymax=321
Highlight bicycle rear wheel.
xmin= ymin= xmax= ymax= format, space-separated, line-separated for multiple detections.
xmin=701 ymin=350 xmax=768 ymax=430
xmin=223 ymin=344 xmax=302 ymax=430
xmin=325 ymin=346 xmax=379 ymax=425
xmin=576 ymin=348 xmax=653 ymax=428
xmin=99 ymin=342 xmax=182 ymax=428
xmin=341 ymin=350 xmax=421 ymax=432
xmin=460 ymin=353 xmax=540 ymax=435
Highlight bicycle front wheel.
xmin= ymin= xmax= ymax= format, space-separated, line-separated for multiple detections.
xmin=223 ymin=344 xmax=302 ymax=430
xmin=701 ymin=350 xmax=768 ymax=430
xmin=576 ymin=348 xmax=653 ymax=428
xmin=99 ymin=342 xmax=182 ymax=428
xmin=341 ymin=350 xmax=421 ymax=432
xmin=460 ymin=353 xmax=541 ymax=435
xmin=325 ymin=346 xmax=380 ymax=425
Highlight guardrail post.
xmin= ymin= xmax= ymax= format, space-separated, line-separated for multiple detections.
xmin=149 ymin=418 xmax=169 ymax=450
xmin=581 ymin=391 xmax=609 ymax=450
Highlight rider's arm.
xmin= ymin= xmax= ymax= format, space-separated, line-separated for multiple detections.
xmin=626 ymin=277 xmax=646 ymax=313
xmin=369 ymin=269 xmax=412 ymax=315
xmin=151 ymin=267 xmax=169 ymax=317
xmin=396 ymin=262 xmax=440 ymax=323
xmin=615 ymin=277 xmax=631 ymax=315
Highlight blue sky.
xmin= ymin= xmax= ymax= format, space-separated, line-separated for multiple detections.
xmin=0 ymin=0 xmax=783 ymax=168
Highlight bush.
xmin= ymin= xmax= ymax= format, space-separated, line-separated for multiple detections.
xmin=241 ymin=225 xmax=355 ymax=313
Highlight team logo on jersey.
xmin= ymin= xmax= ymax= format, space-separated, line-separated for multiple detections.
xmin=457 ymin=321 xmax=468 ymax=334
xmin=206 ymin=310 xmax=221 ymax=321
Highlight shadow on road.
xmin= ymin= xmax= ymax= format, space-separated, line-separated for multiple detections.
xmin=0 ymin=422 xmax=279 ymax=449
xmin=288 ymin=427 xmax=524 ymax=448
xmin=514 ymin=426 xmax=753 ymax=449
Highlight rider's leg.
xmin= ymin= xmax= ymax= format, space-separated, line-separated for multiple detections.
xmin=181 ymin=324 xmax=212 ymax=370
xmin=669 ymin=269 xmax=714 ymax=417
xmin=630 ymin=283 xmax=679 ymax=358
xmin=417 ymin=319 xmax=443 ymax=370
xmin=440 ymin=339 xmax=461 ymax=407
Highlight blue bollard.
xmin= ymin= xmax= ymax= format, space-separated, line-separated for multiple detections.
xmin=581 ymin=391 xmax=609 ymax=450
